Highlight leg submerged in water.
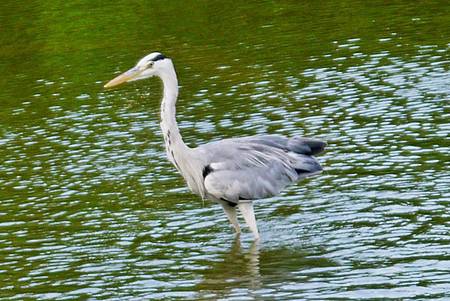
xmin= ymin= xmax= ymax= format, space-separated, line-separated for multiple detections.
xmin=238 ymin=201 xmax=260 ymax=240
xmin=221 ymin=203 xmax=241 ymax=234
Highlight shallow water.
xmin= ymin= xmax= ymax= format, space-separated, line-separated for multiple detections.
xmin=1 ymin=1 xmax=449 ymax=300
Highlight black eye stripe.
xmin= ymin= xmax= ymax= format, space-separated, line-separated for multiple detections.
xmin=151 ymin=54 xmax=166 ymax=62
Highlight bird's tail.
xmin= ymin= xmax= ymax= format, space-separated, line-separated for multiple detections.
xmin=291 ymin=154 xmax=323 ymax=179
xmin=288 ymin=137 xmax=327 ymax=156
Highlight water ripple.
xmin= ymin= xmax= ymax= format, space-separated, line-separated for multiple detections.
xmin=1 ymin=5 xmax=449 ymax=300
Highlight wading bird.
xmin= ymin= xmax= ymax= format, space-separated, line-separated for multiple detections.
xmin=104 ymin=52 xmax=326 ymax=240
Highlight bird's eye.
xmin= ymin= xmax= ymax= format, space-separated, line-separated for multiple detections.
xmin=147 ymin=61 xmax=154 ymax=68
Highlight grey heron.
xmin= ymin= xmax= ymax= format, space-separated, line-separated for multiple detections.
xmin=104 ymin=52 xmax=326 ymax=240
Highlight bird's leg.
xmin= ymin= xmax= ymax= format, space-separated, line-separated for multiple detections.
xmin=221 ymin=203 xmax=241 ymax=234
xmin=238 ymin=201 xmax=260 ymax=240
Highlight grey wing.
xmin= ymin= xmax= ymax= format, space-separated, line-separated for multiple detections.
xmin=231 ymin=135 xmax=326 ymax=156
xmin=197 ymin=135 xmax=326 ymax=204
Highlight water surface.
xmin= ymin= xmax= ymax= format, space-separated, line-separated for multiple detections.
xmin=1 ymin=1 xmax=449 ymax=300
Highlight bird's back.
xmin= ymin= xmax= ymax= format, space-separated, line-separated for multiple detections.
xmin=195 ymin=135 xmax=326 ymax=204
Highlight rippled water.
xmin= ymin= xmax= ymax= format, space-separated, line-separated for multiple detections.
xmin=1 ymin=1 xmax=449 ymax=300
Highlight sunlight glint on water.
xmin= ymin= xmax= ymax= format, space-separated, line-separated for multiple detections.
xmin=0 ymin=1 xmax=449 ymax=300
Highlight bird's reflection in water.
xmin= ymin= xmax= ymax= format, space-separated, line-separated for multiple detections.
xmin=195 ymin=236 xmax=261 ymax=298
xmin=246 ymin=239 xmax=261 ymax=289
xmin=195 ymin=235 xmax=337 ymax=300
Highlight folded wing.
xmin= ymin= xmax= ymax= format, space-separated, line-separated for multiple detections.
xmin=197 ymin=135 xmax=326 ymax=204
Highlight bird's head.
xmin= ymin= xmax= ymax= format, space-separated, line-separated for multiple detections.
xmin=104 ymin=52 xmax=171 ymax=88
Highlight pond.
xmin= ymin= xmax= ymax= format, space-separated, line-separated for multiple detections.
xmin=0 ymin=1 xmax=449 ymax=300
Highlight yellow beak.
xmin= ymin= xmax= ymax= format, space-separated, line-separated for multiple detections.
xmin=104 ymin=67 xmax=141 ymax=88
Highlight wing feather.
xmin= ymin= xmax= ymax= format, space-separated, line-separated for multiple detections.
xmin=197 ymin=135 xmax=325 ymax=203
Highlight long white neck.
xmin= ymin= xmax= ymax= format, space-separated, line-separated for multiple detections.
xmin=159 ymin=64 xmax=190 ymax=170
xmin=157 ymin=61 xmax=206 ymax=199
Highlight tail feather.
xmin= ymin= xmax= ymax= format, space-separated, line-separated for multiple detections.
xmin=288 ymin=137 xmax=326 ymax=156
xmin=291 ymin=153 xmax=323 ymax=179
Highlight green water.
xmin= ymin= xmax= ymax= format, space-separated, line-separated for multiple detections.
xmin=1 ymin=1 xmax=449 ymax=300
